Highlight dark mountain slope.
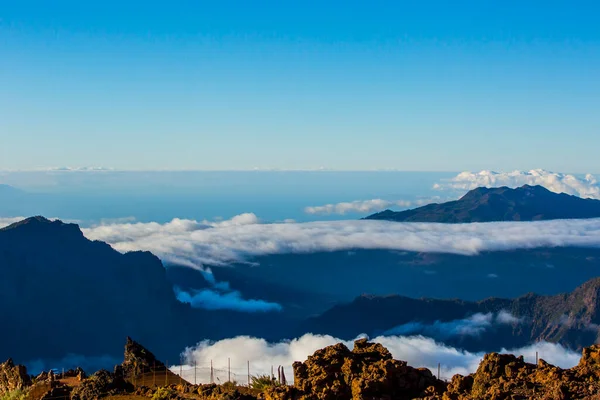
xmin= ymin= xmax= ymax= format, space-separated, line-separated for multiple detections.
xmin=0 ymin=217 xmax=208 ymax=364
xmin=300 ymin=277 xmax=600 ymax=351
xmin=366 ymin=185 xmax=600 ymax=222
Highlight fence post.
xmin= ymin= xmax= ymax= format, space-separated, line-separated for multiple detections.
xmin=437 ymin=363 xmax=440 ymax=380
xmin=194 ymin=361 xmax=197 ymax=385
xmin=536 ymin=351 xmax=539 ymax=364
xmin=271 ymin=365 xmax=274 ymax=380
xmin=247 ymin=361 xmax=250 ymax=386
xmin=165 ymin=361 xmax=168 ymax=386
xmin=228 ymin=358 xmax=231 ymax=382
xmin=210 ymin=360 xmax=214 ymax=384
xmin=180 ymin=365 xmax=182 ymax=385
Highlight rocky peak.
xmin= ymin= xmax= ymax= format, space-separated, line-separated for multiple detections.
xmin=0 ymin=216 xmax=84 ymax=239
xmin=0 ymin=358 xmax=32 ymax=395
xmin=120 ymin=337 xmax=166 ymax=376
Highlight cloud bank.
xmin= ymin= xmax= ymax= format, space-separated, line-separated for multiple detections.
xmin=82 ymin=215 xmax=600 ymax=267
xmin=435 ymin=169 xmax=600 ymax=199
xmin=174 ymin=334 xmax=581 ymax=384
xmin=304 ymin=198 xmax=440 ymax=215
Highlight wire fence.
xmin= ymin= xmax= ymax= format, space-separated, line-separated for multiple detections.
xmin=119 ymin=360 xmax=289 ymax=387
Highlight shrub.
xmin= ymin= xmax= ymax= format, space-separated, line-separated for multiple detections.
xmin=151 ymin=387 xmax=175 ymax=400
xmin=220 ymin=380 xmax=238 ymax=391
xmin=0 ymin=389 xmax=26 ymax=400
xmin=250 ymin=375 xmax=279 ymax=390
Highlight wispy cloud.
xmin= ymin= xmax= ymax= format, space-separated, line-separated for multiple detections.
xmin=174 ymin=286 xmax=282 ymax=313
xmin=434 ymin=169 xmax=600 ymax=199
xmin=81 ymin=215 xmax=600 ymax=267
xmin=175 ymin=334 xmax=581 ymax=384
xmin=304 ymin=198 xmax=440 ymax=215
xmin=383 ymin=311 xmax=523 ymax=339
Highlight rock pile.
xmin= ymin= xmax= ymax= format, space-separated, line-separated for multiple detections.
xmin=71 ymin=369 xmax=131 ymax=400
xmin=264 ymin=338 xmax=445 ymax=400
xmin=440 ymin=345 xmax=600 ymax=399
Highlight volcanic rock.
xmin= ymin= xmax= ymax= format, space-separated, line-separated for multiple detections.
xmin=439 ymin=345 xmax=600 ymax=399
xmin=120 ymin=336 xmax=166 ymax=377
xmin=265 ymin=338 xmax=445 ymax=399
xmin=71 ymin=369 xmax=132 ymax=400
xmin=0 ymin=358 xmax=32 ymax=395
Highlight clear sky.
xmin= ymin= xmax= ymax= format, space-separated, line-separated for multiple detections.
xmin=1 ymin=1 xmax=599 ymax=172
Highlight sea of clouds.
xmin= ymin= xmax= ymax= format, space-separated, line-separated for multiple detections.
xmin=170 ymin=334 xmax=581 ymax=384
xmin=79 ymin=217 xmax=600 ymax=268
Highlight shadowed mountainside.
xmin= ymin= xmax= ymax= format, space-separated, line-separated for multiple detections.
xmin=0 ymin=216 xmax=204 ymax=363
xmin=366 ymin=185 xmax=600 ymax=222
xmin=300 ymin=277 xmax=600 ymax=351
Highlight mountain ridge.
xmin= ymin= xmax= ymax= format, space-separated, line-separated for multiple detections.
xmin=300 ymin=276 xmax=600 ymax=351
xmin=365 ymin=184 xmax=600 ymax=222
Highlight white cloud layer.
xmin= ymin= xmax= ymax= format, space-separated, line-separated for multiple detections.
xmin=435 ymin=169 xmax=600 ymax=199
xmin=0 ymin=217 xmax=27 ymax=228
xmin=80 ymin=215 xmax=600 ymax=267
xmin=172 ymin=334 xmax=581 ymax=384
xmin=304 ymin=198 xmax=440 ymax=215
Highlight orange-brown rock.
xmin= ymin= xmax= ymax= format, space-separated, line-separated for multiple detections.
xmin=265 ymin=338 xmax=445 ymax=400
xmin=439 ymin=345 xmax=600 ymax=400
xmin=0 ymin=358 xmax=32 ymax=395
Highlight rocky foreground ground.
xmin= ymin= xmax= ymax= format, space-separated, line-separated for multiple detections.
xmin=2 ymin=337 xmax=600 ymax=400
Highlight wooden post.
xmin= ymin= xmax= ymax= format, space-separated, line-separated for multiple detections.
xmin=180 ymin=365 xmax=182 ymax=384
xmin=194 ymin=361 xmax=197 ymax=385
xmin=228 ymin=358 xmax=231 ymax=382
xmin=536 ymin=351 xmax=539 ymax=364
xmin=210 ymin=360 xmax=214 ymax=384
xmin=437 ymin=363 xmax=441 ymax=380
xmin=247 ymin=361 xmax=250 ymax=386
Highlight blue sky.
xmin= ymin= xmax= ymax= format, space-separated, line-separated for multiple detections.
xmin=1 ymin=1 xmax=599 ymax=172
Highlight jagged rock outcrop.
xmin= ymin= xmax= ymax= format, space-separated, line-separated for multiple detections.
xmin=118 ymin=336 xmax=166 ymax=377
xmin=264 ymin=338 xmax=445 ymax=400
xmin=439 ymin=345 xmax=600 ymax=399
xmin=0 ymin=358 xmax=31 ymax=395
